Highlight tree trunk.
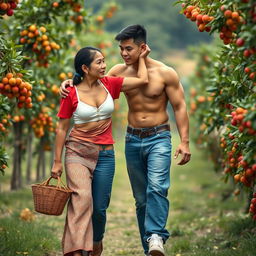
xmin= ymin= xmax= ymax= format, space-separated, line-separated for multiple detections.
xmin=36 ymin=145 xmax=42 ymax=182
xmin=11 ymin=121 xmax=23 ymax=190
xmin=41 ymin=137 xmax=46 ymax=179
xmin=36 ymin=137 xmax=47 ymax=181
xmin=26 ymin=126 xmax=33 ymax=184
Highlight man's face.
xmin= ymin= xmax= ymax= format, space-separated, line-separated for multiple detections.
xmin=119 ymin=39 xmax=142 ymax=65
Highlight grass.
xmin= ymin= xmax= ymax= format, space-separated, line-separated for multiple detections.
xmin=0 ymin=216 xmax=59 ymax=256
xmin=0 ymin=132 xmax=255 ymax=256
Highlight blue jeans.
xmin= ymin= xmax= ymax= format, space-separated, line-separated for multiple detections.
xmin=125 ymin=128 xmax=172 ymax=253
xmin=92 ymin=149 xmax=115 ymax=242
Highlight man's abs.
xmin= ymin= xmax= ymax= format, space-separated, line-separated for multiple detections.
xmin=126 ymin=91 xmax=169 ymax=128
xmin=127 ymin=110 xmax=169 ymax=128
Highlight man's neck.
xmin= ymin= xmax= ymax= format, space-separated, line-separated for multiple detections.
xmin=128 ymin=57 xmax=150 ymax=70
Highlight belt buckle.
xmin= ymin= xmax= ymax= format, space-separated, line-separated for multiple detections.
xmin=140 ymin=130 xmax=151 ymax=138
xmin=140 ymin=131 xmax=146 ymax=138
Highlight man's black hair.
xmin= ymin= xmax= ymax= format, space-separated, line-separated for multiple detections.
xmin=115 ymin=24 xmax=147 ymax=44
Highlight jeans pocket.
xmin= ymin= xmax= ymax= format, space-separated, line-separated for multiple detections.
xmin=157 ymin=131 xmax=171 ymax=140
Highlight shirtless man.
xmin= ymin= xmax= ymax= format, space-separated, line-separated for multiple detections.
xmin=61 ymin=25 xmax=191 ymax=256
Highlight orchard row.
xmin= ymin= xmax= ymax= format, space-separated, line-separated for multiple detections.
xmin=179 ymin=0 xmax=256 ymax=220
xmin=0 ymin=0 xmax=120 ymax=186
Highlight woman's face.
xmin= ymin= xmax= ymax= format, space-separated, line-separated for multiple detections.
xmin=88 ymin=51 xmax=106 ymax=78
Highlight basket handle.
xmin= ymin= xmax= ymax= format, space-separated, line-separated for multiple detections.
xmin=41 ymin=176 xmax=70 ymax=191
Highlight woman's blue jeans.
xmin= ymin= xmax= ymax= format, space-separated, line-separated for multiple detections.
xmin=92 ymin=149 xmax=115 ymax=242
xmin=125 ymin=130 xmax=172 ymax=253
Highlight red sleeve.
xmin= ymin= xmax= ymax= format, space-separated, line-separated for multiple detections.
xmin=100 ymin=76 xmax=124 ymax=99
xmin=57 ymin=87 xmax=77 ymax=119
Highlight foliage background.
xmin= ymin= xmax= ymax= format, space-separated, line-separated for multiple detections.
xmin=86 ymin=0 xmax=212 ymax=57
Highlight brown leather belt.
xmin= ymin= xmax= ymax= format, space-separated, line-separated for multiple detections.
xmin=127 ymin=124 xmax=170 ymax=138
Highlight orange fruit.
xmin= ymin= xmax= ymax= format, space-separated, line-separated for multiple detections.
xmin=20 ymin=30 xmax=28 ymax=36
xmin=28 ymin=32 xmax=35 ymax=38
xmin=20 ymin=87 xmax=28 ymax=95
xmin=2 ymin=77 xmax=9 ymax=84
xmin=20 ymin=115 xmax=25 ymax=121
xmin=42 ymin=40 xmax=49 ymax=47
xmin=236 ymin=107 xmax=245 ymax=114
xmin=11 ymin=87 xmax=19 ymax=93
xmin=20 ymin=38 xmax=26 ymax=44
xmin=16 ymin=78 xmax=22 ymax=86
xmin=26 ymin=103 xmax=33 ymax=108
xmin=41 ymin=34 xmax=48 ymax=41
xmin=198 ymin=23 xmax=205 ymax=32
xmin=45 ymin=46 xmax=51 ymax=52
xmin=4 ymin=84 xmax=11 ymax=91
xmin=224 ymin=10 xmax=232 ymax=18
xmin=0 ymin=3 xmax=8 ymax=10
xmin=234 ymin=174 xmax=241 ymax=183
xmin=59 ymin=72 xmax=66 ymax=80
xmin=96 ymin=15 xmax=104 ymax=23
xmin=13 ymin=116 xmax=20 ymax=122
xmin=197 ymin=96 xmax=206 ymax=103
xmin=52 ymin=2 xmax=59 ymax=7
xmin=232 ymin=12 xmax=239 ymax=20
xmin=40 ymin=26 xmax=47 ymax=33
xmin=6 ymin=73 xmax=13 ymax=79
xmin=29 ymin=24 xmax=37 ymax=32
xmin=19 ymin=95 xmax=26 ymax=102
xmin=25 ymin=97 xmax=32 ymax=104
xmin=226 ymin=19 xmax=234 ymax=26
xmin=9 ymin=78 xmax=16 ymax=86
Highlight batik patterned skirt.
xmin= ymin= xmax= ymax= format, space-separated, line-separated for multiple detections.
xmin=62 ymin=136 xmax=99 ymax=256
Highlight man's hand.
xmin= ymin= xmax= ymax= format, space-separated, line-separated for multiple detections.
xmin=60 ymin=79 xmax=73 ymax=98
xmin=140 ymin=44 xmax=151 ymax=58
xmin=174 ymin=142 xmax=191 ymax=165
xmin=51 ymin=161 xmax=63 ymax=179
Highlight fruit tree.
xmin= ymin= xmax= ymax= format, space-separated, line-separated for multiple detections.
xmin=177 ymin=0 xmax=256 ymax=219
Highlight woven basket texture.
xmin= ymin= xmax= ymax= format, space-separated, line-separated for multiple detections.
xmin=31 ymin=177 xmax=73 ymax=216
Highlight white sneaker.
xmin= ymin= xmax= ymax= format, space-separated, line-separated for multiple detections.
xmin=147 ymin=234 xmax=165 ymax=256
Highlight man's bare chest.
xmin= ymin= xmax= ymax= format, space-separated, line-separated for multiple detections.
xmin=123 ymin=71 xmax=165 ymax=97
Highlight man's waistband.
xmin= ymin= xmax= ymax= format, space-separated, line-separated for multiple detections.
xmin=126 ymin=124 xmax=170 ymax=138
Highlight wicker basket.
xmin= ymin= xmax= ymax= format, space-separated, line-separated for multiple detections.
xmin=31 ymin=176 xmax=73 ymax=216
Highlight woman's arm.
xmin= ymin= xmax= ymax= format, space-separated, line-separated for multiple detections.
xmin=121 ymin=45 xmax=150 ymax=92
xmin=51 ymin=118 xmax=70 ymax=178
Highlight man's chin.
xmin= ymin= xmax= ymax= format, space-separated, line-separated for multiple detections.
xmin=124 ymin=60 xmax=132 ymax=65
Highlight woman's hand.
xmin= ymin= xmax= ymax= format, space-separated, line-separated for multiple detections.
xmin=51 ymin=161 xmax=63 ymax=179
xmin=140 ymin=44 xmax=151 ymax=58
xmin=60 ymin=79 xmax=73 ymax=98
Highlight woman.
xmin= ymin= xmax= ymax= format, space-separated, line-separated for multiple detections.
xmin=51 ymin=45 xmax=149 ymax=256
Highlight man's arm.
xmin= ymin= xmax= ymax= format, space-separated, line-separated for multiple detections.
xmin=107 ymin=64 xmax=125 ymax=77
xmin=164 ymin=67 xmax=191 ymax=165
xmin=59 ymin=64 xmax=124 ymax=98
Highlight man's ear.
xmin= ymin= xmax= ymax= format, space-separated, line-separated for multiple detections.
xmin=140 ymin=43 xmax=146 ymax=51
xmin=81 ymin=64 xmax=89 ymax=75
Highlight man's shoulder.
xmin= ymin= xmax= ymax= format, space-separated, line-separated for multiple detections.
xmin=151 ymin=59 xmax=178 ymax=77
xmin=150 ymin=59 xmax=179 ymax=85
xmin=108 ymin=63 xmax=127 ymax=76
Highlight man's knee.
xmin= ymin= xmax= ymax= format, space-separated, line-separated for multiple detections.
xmin=148 ymin=183 xmax=169 ymax=197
